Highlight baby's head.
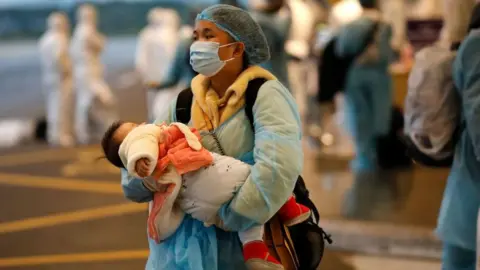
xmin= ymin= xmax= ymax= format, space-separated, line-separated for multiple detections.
xmin=101 ymin=121 xmax=139 ymax=168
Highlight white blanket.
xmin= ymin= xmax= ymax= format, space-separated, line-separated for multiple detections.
xmin=179 ymin=153 xmax=251 ymax=226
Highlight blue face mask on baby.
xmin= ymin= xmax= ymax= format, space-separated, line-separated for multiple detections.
xmin=189 ymin=41 xmax=235 ymax=77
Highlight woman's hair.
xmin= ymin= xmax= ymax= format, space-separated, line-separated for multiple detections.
xmin=101 ymin=121 xmax=125 ymax=169
xmin=242 ymin=53 xmax=250 ymax=70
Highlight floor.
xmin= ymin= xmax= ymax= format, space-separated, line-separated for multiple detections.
xmin=0 ymin=143 xmax=445 ymax=269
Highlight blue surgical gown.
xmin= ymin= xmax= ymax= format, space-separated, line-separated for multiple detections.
xmin=435 ymin=30 xmax=480 ymax=251
xmin=335 ymin=17 xmax=396 ymax=172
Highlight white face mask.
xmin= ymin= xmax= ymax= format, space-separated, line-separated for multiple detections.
xmin=189 ymin=41 xmax=235 ymax=77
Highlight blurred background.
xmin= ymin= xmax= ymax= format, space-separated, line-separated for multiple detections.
xmin=0 ymin=0 xmax=454 ymax=269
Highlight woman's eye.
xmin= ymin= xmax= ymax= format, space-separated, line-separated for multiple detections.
xmin=206 ymin=35 xmax=214 ymax=39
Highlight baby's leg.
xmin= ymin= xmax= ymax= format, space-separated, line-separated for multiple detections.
xmin=238 ymin=225 xmax=264 ymax=245
xmin=278 ymin=196 xmax=311 ymax=226
xmin=239 ymin=226 xmax=284 ymax=270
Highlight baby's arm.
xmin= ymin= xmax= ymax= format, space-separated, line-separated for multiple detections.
xmin=122 ymin=126 xmax=162 ymax=179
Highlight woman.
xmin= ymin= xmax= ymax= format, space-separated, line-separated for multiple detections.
xmin=436 ymin=3 xmax=480 ymax=269
xmin=121 ymin=4 xmax=303 ymax=270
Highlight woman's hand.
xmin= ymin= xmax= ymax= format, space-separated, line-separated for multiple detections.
xmin=135 ymin=158 xmax=151 ymax=178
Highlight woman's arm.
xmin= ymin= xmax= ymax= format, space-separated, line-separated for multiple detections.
xmin=219 ymin=80 xmax=303 ymax=231
xmin=120 ymin=98 xmax=177 ymax=202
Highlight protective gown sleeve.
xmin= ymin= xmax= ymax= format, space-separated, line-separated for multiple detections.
xmin=454 ymin=35 xmax=480 ymax=161
xmin=218 ymin=80 xmax=303 ymax=230
xmin=120 ymin=98 xmax=177 ymax=203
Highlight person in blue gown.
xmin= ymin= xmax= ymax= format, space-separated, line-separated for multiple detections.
xmin=334 ymin=0 xmax=396 ymax=177
xmin=436 ymin=4 xmax=480 ymax=269
xmin=121 ymin=4 xmax=303 ymax=269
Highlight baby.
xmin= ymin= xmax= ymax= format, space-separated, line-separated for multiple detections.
xmin=101 ymin=121 xmax=311 ymax=269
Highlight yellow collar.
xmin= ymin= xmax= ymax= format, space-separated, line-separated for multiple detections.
xmin=190 ymin=65 xmax=277 ymax=130
xmin=191 ymin=66 xmax=277 ymax=112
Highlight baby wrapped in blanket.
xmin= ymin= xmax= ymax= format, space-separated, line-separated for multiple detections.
xmin=101 ymin=121 xmax=311 ymax=270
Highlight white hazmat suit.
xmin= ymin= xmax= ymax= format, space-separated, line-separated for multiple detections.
xmin=136 ymin=8 xmax=178 ymax=86
xmin=38 ymin=12 xmax=75 ymax=147
xmin=71 ymin=4 xmax=116 ymax=144
xmin=286 ymin=0 xmax=317 ymax=119
xmin=136 ymin=8 xmax=182 ymax=121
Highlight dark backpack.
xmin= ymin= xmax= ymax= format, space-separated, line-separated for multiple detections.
xmin=317 ymin=22 xmax=379 ymax=104
xmin=175 ymin=78 xmax=332 ymax=269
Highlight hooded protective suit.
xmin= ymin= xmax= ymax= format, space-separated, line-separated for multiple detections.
xmin=136 ymin=8 xmax=182 ymax=121
xmin=136 ymin=8 xmax=180 ymax=86
xmin=71 ymin=4 xmax=116 ymax=144
xmin=38 ymin=12 xmax=75 ymax=147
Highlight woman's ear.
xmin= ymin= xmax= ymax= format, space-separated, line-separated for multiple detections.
xmin=233 ymin=42 xmax=245 ymax=58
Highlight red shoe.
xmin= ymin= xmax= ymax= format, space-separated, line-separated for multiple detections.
xmin=278 ymin=196 xmax=311 ymax=226
xmin=243 ymin=241 xmax=284 ymax=270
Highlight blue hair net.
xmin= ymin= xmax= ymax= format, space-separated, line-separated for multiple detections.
xmin=196 ymin=4 xmax=270 ymax=65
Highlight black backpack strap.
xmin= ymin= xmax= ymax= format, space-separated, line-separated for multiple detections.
xmin=244 ymin=78 xmax=268 ymax=131
xmin=175 ymin=88 xmax=194 ymax=124
xmin=175 ymin=78 xmax=266 ymax=126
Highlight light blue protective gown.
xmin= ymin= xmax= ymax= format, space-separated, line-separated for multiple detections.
xmin=335 ymin=16 xmax=396 ymax=172
xmin=436 ymin=29 xmax=480 ymax=254
xmin=121 ymin=79 xmax=303 ymax=269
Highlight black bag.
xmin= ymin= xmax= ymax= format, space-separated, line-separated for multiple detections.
xmin=175 ymin=78 xmax=331 ymax=269
xmin=317 ymin=22 xmax=379 ymax=104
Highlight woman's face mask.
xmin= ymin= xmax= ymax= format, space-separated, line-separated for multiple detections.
xmin=189 ymin=41 xmax=235 ymax=77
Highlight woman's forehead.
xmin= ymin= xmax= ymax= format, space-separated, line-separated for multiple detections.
xmin=194 ymin=20 xmax=223 ymax=34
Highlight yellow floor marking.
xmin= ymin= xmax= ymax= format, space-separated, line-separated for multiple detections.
xmin=62 ymin=148 xmax=120 ymax=177
xmin=0 ymin=203 xmax=147 ymax=234
xmin=0 ymin=145 xmax=98 ymax=167
xmin=0 ymin=249 xmax=149 ymax=267
xmin=0 ymin=173 xmax=122 ymax=194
